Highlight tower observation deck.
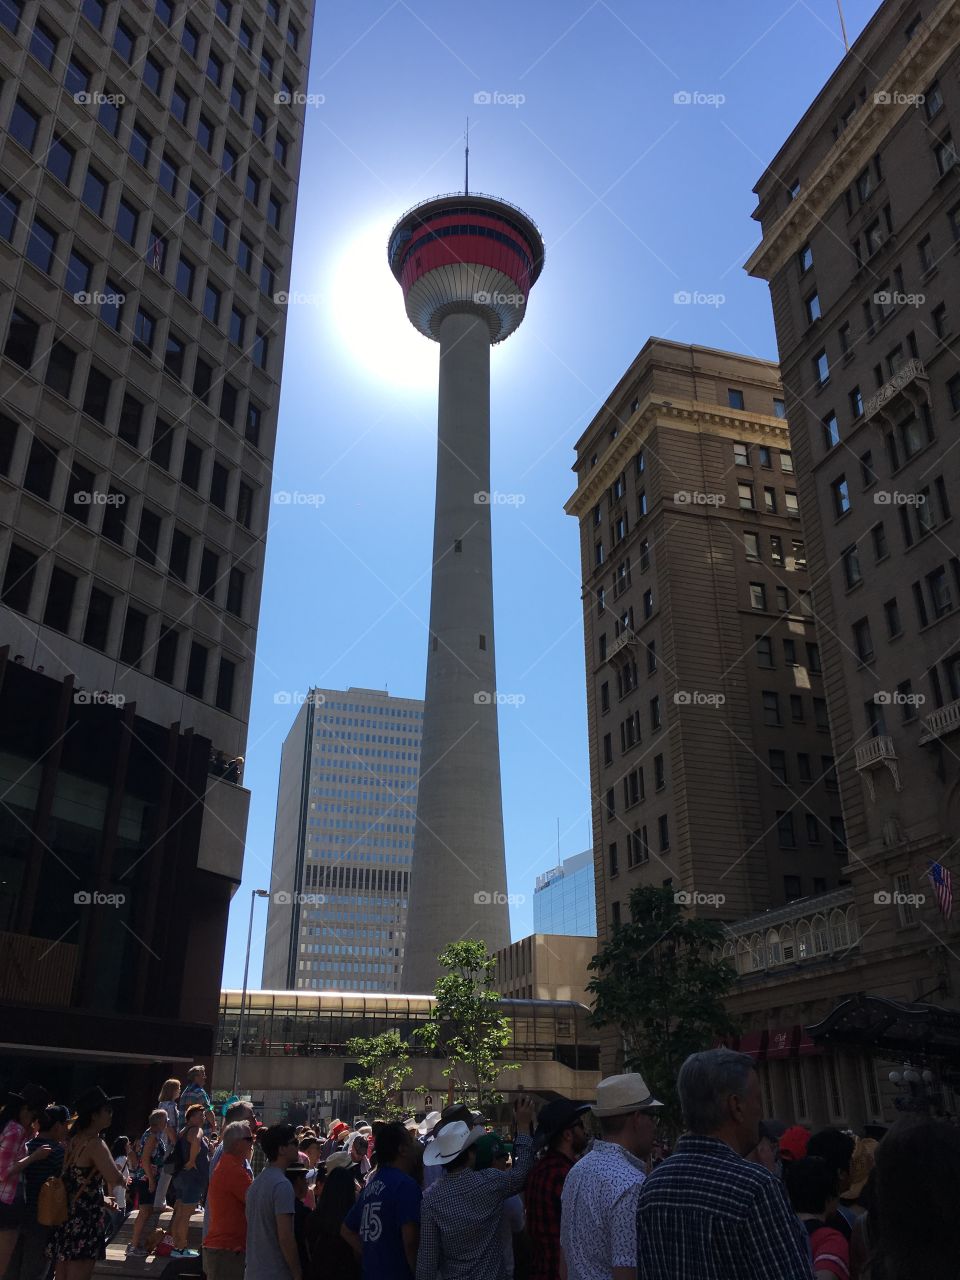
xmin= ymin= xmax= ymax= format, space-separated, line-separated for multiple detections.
xmin=388 ymin=192 xmax=544 ymax=992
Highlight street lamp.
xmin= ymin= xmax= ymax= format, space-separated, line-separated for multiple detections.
xmin=232 ymin=888 xmax=270 ymax=1097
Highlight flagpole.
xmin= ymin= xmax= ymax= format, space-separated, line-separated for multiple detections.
xmin=836 ymin=0 xmax=850 ymax=51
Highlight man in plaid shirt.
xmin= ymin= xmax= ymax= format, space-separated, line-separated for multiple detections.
xmin=416 ymin=1097 xmax=537 ymax=1280
xmin=525 ymin=1098 xmax=590 ymax=1280
xmin=635 ymin=1049 xmax=814 ymax=1280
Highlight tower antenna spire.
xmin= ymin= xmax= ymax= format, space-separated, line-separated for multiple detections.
xmin=464 ymin=116 xmax=469 ymax=195
xmin=836 ymin=0 xmax=849 ymax=51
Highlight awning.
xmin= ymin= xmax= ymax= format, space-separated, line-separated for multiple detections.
xmin=736 ymin=1030 xmax=768 ymax=1060
xmin=807 ymin=993 xmax=960 ymax=1064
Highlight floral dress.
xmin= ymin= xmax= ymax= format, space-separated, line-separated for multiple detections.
xmin=48 ymin=1146 xmax=106 ymax=1262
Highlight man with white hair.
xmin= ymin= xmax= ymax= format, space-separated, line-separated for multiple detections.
xmin=634 ymin=1049 xmax=812 ymax=1280
xmin=203 ymin=1121 xmax=255 ymax=1280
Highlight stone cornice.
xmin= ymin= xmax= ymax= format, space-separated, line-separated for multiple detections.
xmin=745 ymin=0 xmax=960 ymax=282
xmin=564 ymin=395 xmax=791 ymax=518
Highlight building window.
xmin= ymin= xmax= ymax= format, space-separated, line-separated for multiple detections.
xmin=64 ymin=249 xmax=92 ymax=298
xmin=935 ymin=134 xmax=958 ymax=177
xmin=187 ymin=184 xmax=205 ymax=225
xmin=738 ymin=482 xmax=755 ymax=510
xmin=4 ymin=309 xmax=39 ymax=369
xmin=2 ymin=544 xmax=38 ymax=613
xmin=26 ymin=219 xmax=56 ymax=274
xmin=853 ymin=618 xmax=874 ymax=663
xmin=608 ymin=842 xmax=619 ymax=877
xmin=822 ymin=412 xmax=840 ymax=449
xmin=831 ymin=476 xmax=851 ymax=517
xmin=728 ymin=388 xmax=745 ymax=410
xmin=798 ymin=243 xmax=813 ymax=272
xmin=756 ymin=636 xmax=774 ymax=669
xmin=805 ymin=292 xmax=821 ymax=324
xmin=769 ymin=749 xmax=788 ymax=784
xmin=762 ymin=692 xmax=781 ymax=726
xmin=814 ymin=350 xmax=829 ymax=384
xmin=23 ymin=437 xmax=59 ymax=501
xmin=658 ymin=814 xmax=670 ymax=852
xmin=749 ymin=583 xmax=767 ymax=611
xmin=842 ymin=545 xmax=862 ymax=588
xmin=776 ymin=812 xmax=796 ymax=848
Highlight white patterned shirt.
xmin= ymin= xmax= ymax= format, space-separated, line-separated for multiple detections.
xmin=560 ymin=1140 xmax=646 ymax=1280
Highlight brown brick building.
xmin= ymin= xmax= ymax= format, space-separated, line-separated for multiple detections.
xmin=729 ymin=0 xmax=960 ymax=1125
xmin=566 ymin=339 xmax=847 ymax=937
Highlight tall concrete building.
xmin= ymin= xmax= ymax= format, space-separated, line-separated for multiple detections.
xmin=387 ymin=192 xmax=544 ymax=991
xmin=533 ymin=848 xmax=597 ymax=936
xmin=566 ymin=340 xmax=847 ymax=948
xmin=0 ymin=0 xmax=314 ymax=1116
xmin=739 ymin=0 xmax=960 ymax=1091
xmin=262 ymin=687 xmax=422 ymax=992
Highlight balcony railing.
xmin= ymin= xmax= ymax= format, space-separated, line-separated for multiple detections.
xmin=855 ymin=734 xmax=901 ymax=800
xmin=606 ymin=631 xmax=637 ymax=662
xmin=863 ymin=358 xmax=929 ymax=424
xmin=919 ymin=697 xmax=960 ymax=745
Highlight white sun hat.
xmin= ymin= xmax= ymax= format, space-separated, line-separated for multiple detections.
xmin=591 ymin=1072 xmax=663 ymax=1117
xmin=422 ymin=1121 xmax=483 ymax=1167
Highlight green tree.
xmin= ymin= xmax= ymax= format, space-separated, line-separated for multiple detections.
xmin=344 ymin=1030 xmax=412 ymax=1121
xmin=587 ymin=885 xmax=739 ymax=1137
xmin=415 ymin=940 xmax=518 ymax=1111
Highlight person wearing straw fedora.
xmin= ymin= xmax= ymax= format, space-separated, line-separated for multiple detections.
xmin=525 ymin=1097 xmax=590 ymax=1280
xmin=416 ymin=1096 xmax=537 ymax=1280
xmin=635 ymin=1049 xmax=812 ymax=1280
xmin=559 ymin=1075 xmax=660 ymax=1280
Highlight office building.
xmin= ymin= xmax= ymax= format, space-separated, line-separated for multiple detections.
xmin=736 ymin=0 xmax=960 ymax=1124
xmin=533 ymin=848 xmax=596 ymax=936
xmin=566 ymin=338 xmax=845 ymax=947
xmin=261 ymin=687 xmax=422 ymax=992
xmin=0 ymin=0 xmax=314 ymax=1119
xmin=493 ymin=933 xmax=596 ymax=1007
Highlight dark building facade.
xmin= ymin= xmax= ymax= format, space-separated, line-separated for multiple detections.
xmin=0 ymin=0 xmax=315 ymax=1119
xmin=736 ymin=0 xmax=960 ymax=1123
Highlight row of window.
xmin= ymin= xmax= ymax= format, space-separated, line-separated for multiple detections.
xmin=737 ymin=479 xmax=800 ymax=515
xmin=748 ymin=580 xmax=813 ymax=617
xmin=3 ymin=301 xmax=266 ymax=449
xmin=732 ymin=439 xmax=792 ymax=469
xmin=0 ymin=411 xmax=257 ymax=541
xmin=0 ymin=544 xmax=240 ymax=713
xmin=762 ymin=690 xmax=830 ymax=731
xmin=744 ymin=530 xmax=806 ymax=567
xmin=774 ymin=809 xmax=846 ymax=851
xmin=853 ymin=560 xmax=960 ymax=669
xmin=607 ymin=811 xmax=671 ymax=875
xmin=755 ymin=636 xmax=822 ymax=673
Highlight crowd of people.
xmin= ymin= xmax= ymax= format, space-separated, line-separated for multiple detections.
xmin=1 ymin=1049 xmax=958 ymax=1280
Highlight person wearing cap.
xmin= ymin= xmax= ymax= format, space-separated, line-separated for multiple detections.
xmin=525 ymin=1097 xmax=590 ymax=1280
xmin=5 ymin=1103 xmax=69 ymax=1280
xmin=473 ymin=1135 xmax=524 ymax=1280
xmin=806 ymin=1129 xmax=857 ymax=1240
xmin=634 ymin=1049 xmax=813 ymax=1280
xmin=321 ymin=1121 xmax=351 ymax=1162
xmin=0 ymin=1086 xmax=52 ymax=1278
xmin=342 ymin=1121 xmax=422 ymax=1280
xmin=416 ymin=1095 xmax=537 ymax=1280
xmin=560 ymin=1074 xmax=660 ymax=1280
xmin=48 ymin=1086 xmax=124 ymax=1276
xmin=244 ymin=1124 xmax=302 ymax=1280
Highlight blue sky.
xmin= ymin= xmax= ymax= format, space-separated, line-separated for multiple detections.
xmin=222 ymin=0 xmax=881 ymax=986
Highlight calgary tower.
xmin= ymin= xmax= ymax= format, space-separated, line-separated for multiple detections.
xmin=388 ymin=181 xmax=544 ymax=992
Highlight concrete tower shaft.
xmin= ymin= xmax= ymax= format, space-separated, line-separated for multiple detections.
xmin=388 ymin=193 xmax=544 ymax=992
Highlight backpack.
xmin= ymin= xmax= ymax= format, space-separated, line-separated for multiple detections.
xmin=36 ymin=1176 xmax=68 ymax=1228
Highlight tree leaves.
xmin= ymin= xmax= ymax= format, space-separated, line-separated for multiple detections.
xmin=344 ymin=1030 xmax=412 ymax=1121
xmin=587 ymin=886 xmax=739 ymax=1137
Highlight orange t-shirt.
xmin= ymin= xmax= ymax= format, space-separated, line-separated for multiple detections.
xmin=204 ymin=1152 xmax=253 ymax=1252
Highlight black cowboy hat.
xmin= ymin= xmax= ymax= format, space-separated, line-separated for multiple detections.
xmin=74 ymin=1086 xmax=123 ymax=1114
xmin=533 ymin=1097 xmax=591 ymax=1149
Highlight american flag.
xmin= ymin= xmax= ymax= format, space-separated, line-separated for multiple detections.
xmin=929 ymin=862 xmax=953 ymax=918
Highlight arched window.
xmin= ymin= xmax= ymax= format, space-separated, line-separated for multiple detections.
xmin=766 ymin=929 xmax=782 ymax=965
xmin=797 ymin=922 xmax=812 ymax=959
xmin=750 ymin=933 xmax=765 ymax=970
xmin=781 ymin=925 xmax=795 ymax=961
xmin=830 ymin=909 xmax=848 ymax=950
xmin=812 ymin=914 xmax=829 ymax=954
xmin=736 ymin=938 xmax=750 ymax=975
